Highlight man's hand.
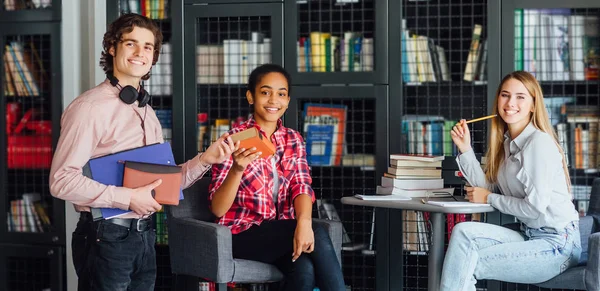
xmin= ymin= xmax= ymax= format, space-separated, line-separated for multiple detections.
xmin=465 ymin=186 xmax=491 ymax=204
xmin=292 ymin=219 xmax=314 ymax=262
xmin=200 ymin=133 xmax=238 ymax=165
xmin=231 ymin=146 xmax=261 ymax=173
xmin=129 ymin=179 xmax=163 ymax=215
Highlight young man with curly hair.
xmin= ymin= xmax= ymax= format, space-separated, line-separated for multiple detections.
xmin=50 ymin=14 xmax=235 ymax=291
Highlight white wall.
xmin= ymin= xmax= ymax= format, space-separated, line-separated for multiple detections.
xmin=61 ymin=1 xmax=106 ymax=290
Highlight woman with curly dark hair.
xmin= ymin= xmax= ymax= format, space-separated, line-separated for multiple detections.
xmin=50 ymin=13 xmax=236 ymax=291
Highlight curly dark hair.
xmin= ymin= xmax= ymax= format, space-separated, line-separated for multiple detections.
xmin=99 ymin=13 xmax=163 ymax=81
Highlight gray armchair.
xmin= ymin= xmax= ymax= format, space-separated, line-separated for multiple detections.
xmin=534 ymin=178 xmax=600 ymax=290
xmin=166 ymin=178 xmax=343 ymax=291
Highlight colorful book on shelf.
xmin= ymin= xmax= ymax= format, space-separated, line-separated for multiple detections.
xmin=303 ymin=103 xmax=347 ymax=166
xmin=303 ymin=117 xmax=335 ymax=165
xmin=230 ymin=127 xmax=276 ymax=159
xmin=463 ymin=24 xmax=482 ymax=81
xmin=83 ymin=142 xmax=183 ymax=220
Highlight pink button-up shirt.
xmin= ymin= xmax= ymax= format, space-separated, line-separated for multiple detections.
xmin=49 ymin=80 xmax=209 ymax=218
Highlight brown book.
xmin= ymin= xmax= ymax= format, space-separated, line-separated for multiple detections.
xmin=230 ymin=127 xmax=276 ymax=159
xmin=387 ymin=167 xmax=441 ymax=177
xmin=122 ymin=161 xmax=182 ymax=205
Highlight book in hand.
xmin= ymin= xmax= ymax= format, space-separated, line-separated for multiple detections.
xmin=82 ymin=142 xmax=181 ymax=220
xmin=354 ymin=194 xmax=411 ymax=201
xmin=122 ymin=161 xmax=183 ymax=205
xmin=230 ymin=127 xmax=276 ymax=159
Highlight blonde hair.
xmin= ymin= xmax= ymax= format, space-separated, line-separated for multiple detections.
xmin=484 ymin=71 xmax=570 ymax=191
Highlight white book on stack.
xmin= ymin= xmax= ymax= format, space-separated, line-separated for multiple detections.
xmin=376 ymin=186 xmax=454 ymax=198
xmin=381 ymin=176 xmax=444 ymax=189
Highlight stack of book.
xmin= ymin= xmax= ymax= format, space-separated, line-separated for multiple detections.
xmin=377 ymin=154 xmax=451 ymax=198
xmin=378 ymin=154 xmax=450 ymax=254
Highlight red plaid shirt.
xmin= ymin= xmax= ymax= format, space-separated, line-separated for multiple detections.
xmin=208 ymin=116 xmax=315 ymax=234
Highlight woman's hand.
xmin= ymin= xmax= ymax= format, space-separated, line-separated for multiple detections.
xmin=231 ymin=146 xmax=261 ymax=173
xmin=200 ymin=133 xmax=238 ymax=165
xmin=450 ymin=119 xmax=473 ymax=153
xmin=292 ymin=219 xmax=314 ymax=262
xmin=465 ymin=186 xmax=491 ymax=204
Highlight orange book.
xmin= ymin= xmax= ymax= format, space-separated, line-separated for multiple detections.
xmin=122 ymin=161 xmax=183 ymax=205
xmin=230 ymin=127 xmax=276 ymax=159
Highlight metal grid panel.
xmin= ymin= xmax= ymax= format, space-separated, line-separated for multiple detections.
xmin=3 ymin=34 xmax=55 ymax=234
xmin=297 ymin=98 xmax=377 ymax=290
xmin=401 ymin=0 xmax=488 ymax=290
xmin=517 ymin=7 xmax=600 ymax=221
xmin=402 ymin=0 xmax=489 ymax=155
xmin=1 ymin=0 xmax=53 ymax=11
xmin=296 ymin=0 xmax=375 ymax=72
xmin=7 ymin=256 xmax=51 ymax=290
xmin=195 ymin=16 xmax=272 ymax=151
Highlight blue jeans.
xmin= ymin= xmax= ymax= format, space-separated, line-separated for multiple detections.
xmin=232 ymin=219 xmax=346 ymax=291
xmin=440 ymin=221 xmax=581 ymax=291
xmin=72 ymin=213 xmax=156 ymax=291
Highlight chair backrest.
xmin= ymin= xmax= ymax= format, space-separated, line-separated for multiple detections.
xmin=166 ymin=177 xmax=215 ymax=222
xmin=587 ymin=178 xmax=600 ymax=216
xmin=577 ymin=178 xmax=600 ymax=265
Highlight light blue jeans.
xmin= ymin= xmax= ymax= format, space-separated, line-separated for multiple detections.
xmin=440 ymin=221 xmax=581 ymax=291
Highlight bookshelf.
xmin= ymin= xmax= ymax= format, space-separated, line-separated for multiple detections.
xmin=0 ymin=0 xmax=61 ymax=22
xmin=178 ymin=1 xmax=386 ymax=290
xmin=387 ymin=0 xmax=494 ymax=290
xmin=109 ymin=1 xmax=600 ymax=291
xmin=181 ymin=3 xmax=284 ymax=159
xmin=285 ymin=85 xmax=387 ymax=290
xmin=0 ymin=1 xmax=64 ymax=290
xmin=284 ymin=0 xmax=388 ymax=85
xmin=499 ymin=2 xmax=600 ymax=290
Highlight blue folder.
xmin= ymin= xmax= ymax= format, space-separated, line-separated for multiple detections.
xmin=83 ymin=142 xmax=183 ymax=220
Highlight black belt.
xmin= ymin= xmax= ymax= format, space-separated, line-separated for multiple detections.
xmin=104 ymin=217 xmax=153 ymax=232
xmin=80 ymin=212 xmax=152 ymax=232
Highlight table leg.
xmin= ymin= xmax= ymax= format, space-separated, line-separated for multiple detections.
xmin=428 ymin=212 xmax=444 ymax=291
xmin=375 ymin=208 xmax=404 ymax=291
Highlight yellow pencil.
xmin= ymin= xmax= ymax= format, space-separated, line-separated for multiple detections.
xmin=465 ymin=114 xmax=497 ymax=124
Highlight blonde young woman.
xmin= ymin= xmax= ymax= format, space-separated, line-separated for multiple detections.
xmin=440 ymin=71 xmax=581 ymax=291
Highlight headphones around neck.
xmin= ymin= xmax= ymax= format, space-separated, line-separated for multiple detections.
xmin=107 ymin=74 xmax=151 ymax=107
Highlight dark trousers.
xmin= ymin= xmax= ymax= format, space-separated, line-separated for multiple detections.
xmin=232 ymin=220 xmax=346 ymax=291
xmin=72 ymin=213 xmax=156 ymax=291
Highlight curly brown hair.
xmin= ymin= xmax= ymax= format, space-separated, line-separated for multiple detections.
xmin=99 ymin=13 xmax=163 ymax=81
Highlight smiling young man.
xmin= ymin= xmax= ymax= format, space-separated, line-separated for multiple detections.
xmin=50 ymin=14 xmax=235 ymax=291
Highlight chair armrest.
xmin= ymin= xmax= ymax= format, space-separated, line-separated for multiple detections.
xmin=585 ymin=232 xmax=600 ymax=290
xmin=312 ymin=218 xmax=343 ymax=266
xmin=168 ymin=217 xmax=234 ymax=283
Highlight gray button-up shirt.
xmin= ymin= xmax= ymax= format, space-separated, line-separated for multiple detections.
xmin=457 ymin=122 xmax=579 ymax=230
